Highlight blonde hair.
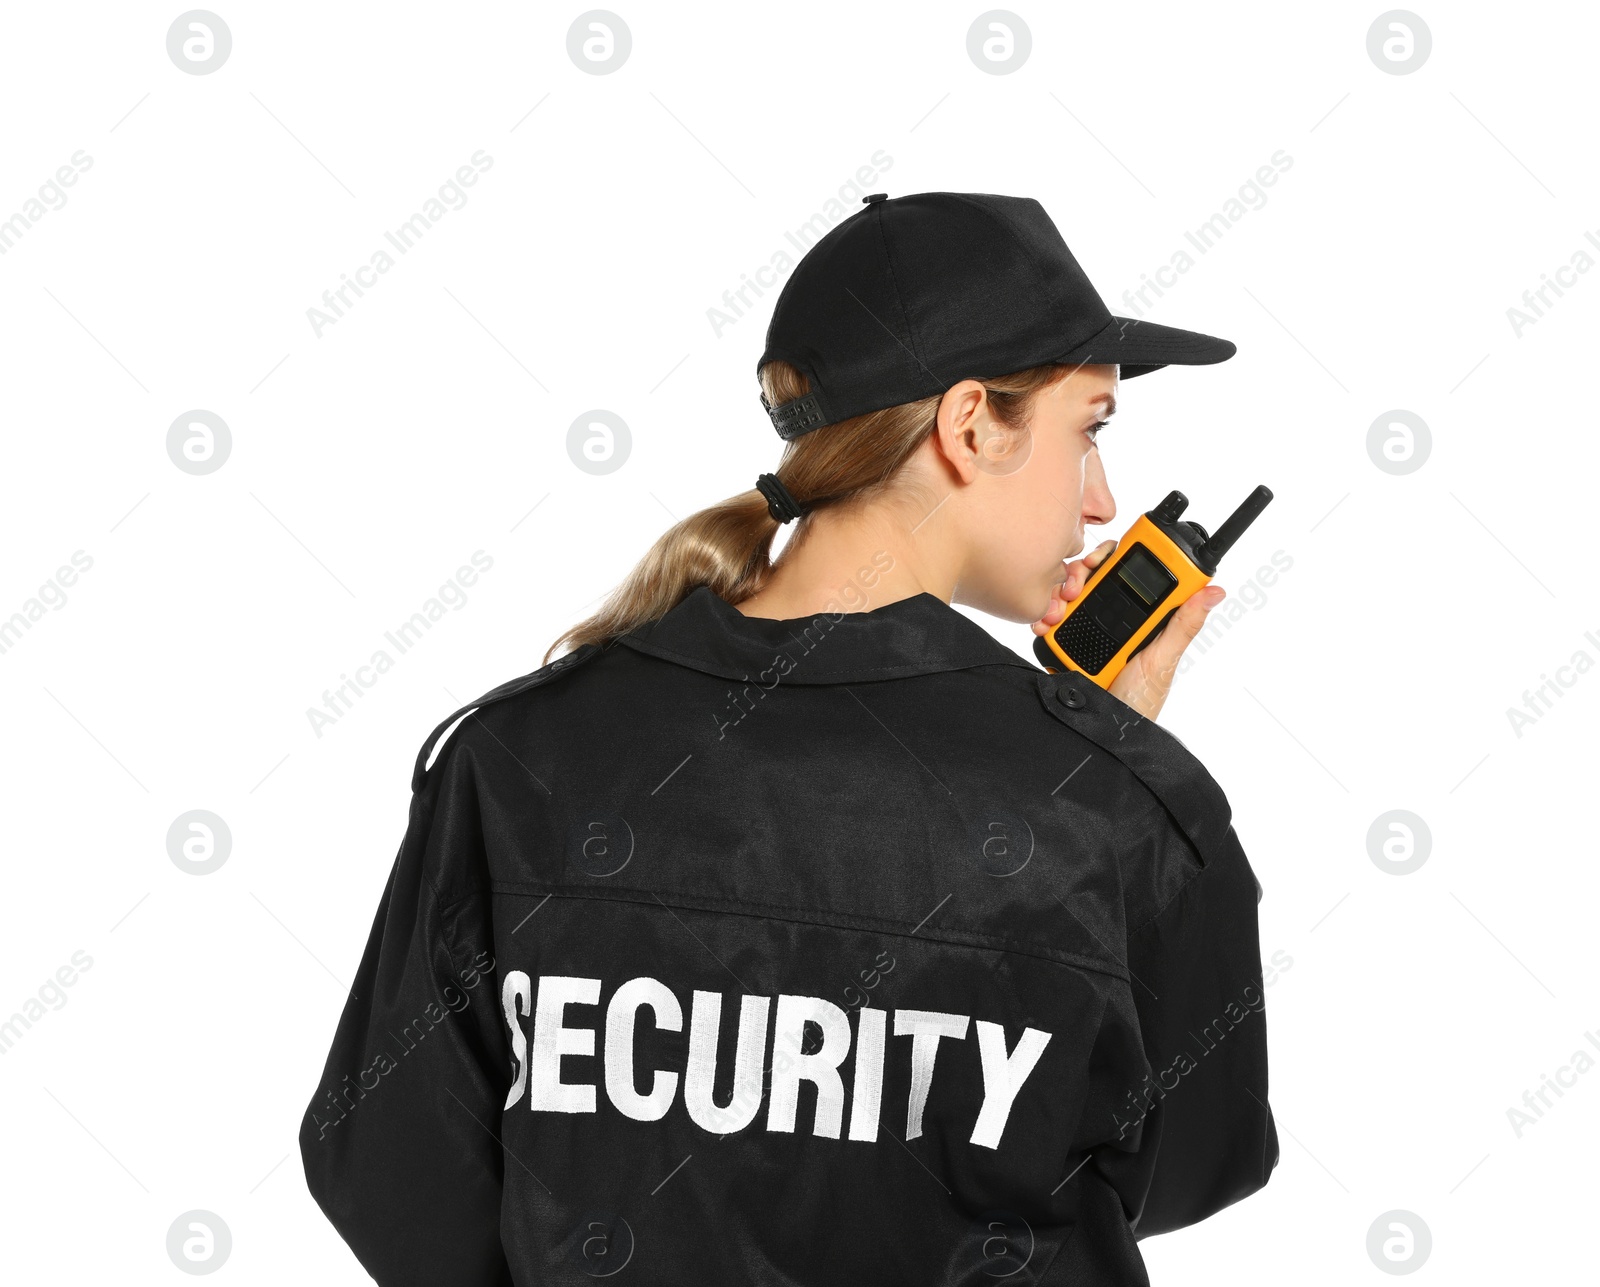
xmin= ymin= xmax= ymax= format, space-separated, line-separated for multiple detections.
xmin=543 ymin=359 xmax=1075 ymax=662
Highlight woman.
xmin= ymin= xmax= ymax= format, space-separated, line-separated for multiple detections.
xmin=300 ymin=191 xmax=1278 ymax=1285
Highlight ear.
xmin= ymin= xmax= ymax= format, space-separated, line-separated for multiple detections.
xmin=932 ymin=379 xmax=992 ymax=486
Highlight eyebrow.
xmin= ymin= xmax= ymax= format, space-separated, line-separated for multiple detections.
xmin=1087 ymin=391 xmax=1117 ymax=419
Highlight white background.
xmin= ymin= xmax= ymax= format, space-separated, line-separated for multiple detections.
xmin=2 ymin=1 xmax=1596 ymax=1281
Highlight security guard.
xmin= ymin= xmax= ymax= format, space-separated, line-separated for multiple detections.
xmin=300 ymin=192 xmax=1278 ymax=1285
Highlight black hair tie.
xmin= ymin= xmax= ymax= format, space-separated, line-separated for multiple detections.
xmin=755 ymin=472 xmax=807 ymax=524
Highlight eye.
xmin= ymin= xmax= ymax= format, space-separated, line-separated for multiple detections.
xmin=1086 ymin=418 xmax=1110 ymax=444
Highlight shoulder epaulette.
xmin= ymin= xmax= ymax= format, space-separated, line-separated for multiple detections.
xmin=410 ymin=642 xmax=604 ymax=793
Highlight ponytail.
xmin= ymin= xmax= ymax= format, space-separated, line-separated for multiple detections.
xmin=542 ymin=358 xmax=1075 ymax=663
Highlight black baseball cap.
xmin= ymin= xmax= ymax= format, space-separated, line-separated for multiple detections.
xmin=757 ymin=191 xmax=1237 ymax=440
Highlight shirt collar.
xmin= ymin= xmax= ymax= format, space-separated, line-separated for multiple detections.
xmin=615 ymin=584 xmax=1041 ymax=684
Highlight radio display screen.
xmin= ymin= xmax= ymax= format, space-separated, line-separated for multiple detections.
xmin=1115 ymin=547 xmax=1173 ymax=606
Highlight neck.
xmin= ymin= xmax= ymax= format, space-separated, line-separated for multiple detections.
xmin=733 ymin=501 xmax=957 ymax=620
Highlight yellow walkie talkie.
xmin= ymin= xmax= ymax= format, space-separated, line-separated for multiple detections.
xmin=1034 ymin=486 xmax=1273 ymax=686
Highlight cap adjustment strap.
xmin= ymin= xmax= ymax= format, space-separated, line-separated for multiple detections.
xmin=760 ymin=390 xmax=829 ymax=440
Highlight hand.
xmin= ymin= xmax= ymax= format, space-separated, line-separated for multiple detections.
xmin=1032 ymin=540 xmax=1226 ymax=723
xmin=1032 ymin=539 xmax=1117 ymax=632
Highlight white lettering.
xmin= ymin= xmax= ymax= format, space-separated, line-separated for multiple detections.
xmin=684 ymin=990 xmax=770 ymax=1134
xmin=894 ymin=1009 xmax=971 ymax=1141
xmin=527 ymin=975 xmax=600 ymax=1113
xmin=767 ymin=995 xmax=852 ymax=1138
xmin=847 ymin=1008 xmax=887 ymax=1141
xmin=501 ymin=970 xmax=532 ymax=1109
xmin=504 ymin=974 xmax=1053 ymax=1152
xmin=970 ymin=1020 xmax=1052 ymax=1148
xmin=604 ymin=977 xmax=682 ymax=1121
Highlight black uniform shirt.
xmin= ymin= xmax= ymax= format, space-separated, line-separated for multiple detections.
xmin=300 ymin=584 xmax=1279 ymax=1286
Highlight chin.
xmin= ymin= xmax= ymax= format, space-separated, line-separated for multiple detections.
xmin=955 ymin=585 xmax=1024 ymax=626
xmin=958 ymin=568 xmax=1065 ymax=625
xmin=995 ymin=584 xmax=1060 ymax=626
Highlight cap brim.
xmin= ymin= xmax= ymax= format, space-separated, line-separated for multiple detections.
xmin=1052 ymin=316 xmax=1236 ymax=380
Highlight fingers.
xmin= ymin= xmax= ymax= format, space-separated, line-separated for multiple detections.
xmin=1056 ymin=539 xmax=1118 ymax=607
xmin=1066 ymin=539 xmax=1117 ymax=598
xmin=1034 ymin=539 xmax=1118 ymax=633
xmin=1031 ymin=600 xmax=1060 ymax=634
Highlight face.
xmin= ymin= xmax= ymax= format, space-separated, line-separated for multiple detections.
xmin=935 ymin=364 xmax=1119 ymax=623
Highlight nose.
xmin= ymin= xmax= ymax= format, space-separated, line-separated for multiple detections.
xmin=1082 ymin=446 xmax=1116 ymax=529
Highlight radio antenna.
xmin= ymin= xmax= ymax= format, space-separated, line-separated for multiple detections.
xmin=1198 ymin=485 xmax=1274 ymax=571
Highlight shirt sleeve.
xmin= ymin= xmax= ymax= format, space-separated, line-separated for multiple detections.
xmin=298 ymin=731 xmax=514 ymax=1286
xmin=1104 ymin=823 xmax=1280 ymax=1239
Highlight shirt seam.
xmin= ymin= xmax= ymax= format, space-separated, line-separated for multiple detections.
xmin=485 ymin=880 xmax=1132 ymax=986
xmin=873 ymin=198 xmax=924 ymax=372
xmin=616 ymin=633 xmax=1040 ymax=682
